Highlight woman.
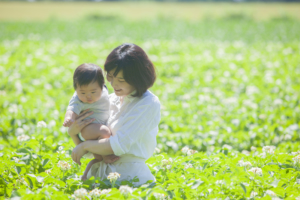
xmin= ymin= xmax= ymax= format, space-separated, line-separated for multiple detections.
xmin=68 ymin=43 xmax=161 ymax=186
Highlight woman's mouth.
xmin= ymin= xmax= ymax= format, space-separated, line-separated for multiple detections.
xmin=114 ymin=89 xmax=122 ymax=93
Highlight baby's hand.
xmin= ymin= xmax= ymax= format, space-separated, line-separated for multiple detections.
xmin=63 ymin=118 xmax=74 ymax=127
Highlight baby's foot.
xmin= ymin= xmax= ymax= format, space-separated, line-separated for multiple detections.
xmin=81 ymin=175 xmax=87 ymax=181
xmin=63 ymin=118 xmax=74 ymax=127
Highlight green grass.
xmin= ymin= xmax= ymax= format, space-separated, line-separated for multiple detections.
xmin=0 ymin=16 xmax=300 ymax=199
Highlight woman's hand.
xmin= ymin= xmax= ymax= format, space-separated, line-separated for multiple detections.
xmin=103 ymin=155 xmax=120 ymax=164
xmin=68 ymin=109 xmax=95 ymax=137
xmin=72 ymin=143 xmax=88 ymax=165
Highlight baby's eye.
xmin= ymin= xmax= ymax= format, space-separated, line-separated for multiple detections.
xmin=82 ymin=93 xmax=85 ymax=94
xmin=92 ymin=92 xmax=95 ymax=94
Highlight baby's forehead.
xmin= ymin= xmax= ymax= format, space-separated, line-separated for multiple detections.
xmin=76 ymin=82 xmax=102 ymax=90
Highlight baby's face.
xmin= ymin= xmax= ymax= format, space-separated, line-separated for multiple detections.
xmin=76 ymin=81 xmax=102 ymax=104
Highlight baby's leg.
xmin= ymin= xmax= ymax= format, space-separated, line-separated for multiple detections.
xmin=81 ymin=124 xmax=111 ymax=140
xmin=81 ymin=159 xmax=102 ymax=181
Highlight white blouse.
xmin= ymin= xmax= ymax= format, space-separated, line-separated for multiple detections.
xmin=87 ymin=90 xmax=161 ymax=185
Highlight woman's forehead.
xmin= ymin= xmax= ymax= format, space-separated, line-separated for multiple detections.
xmin=109 ymin=68 xmax=123 ymax=78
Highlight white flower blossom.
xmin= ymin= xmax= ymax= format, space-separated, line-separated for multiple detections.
xmin=74 ymin=188 xmax=88 ymax=199
xmin=107 ymin=172 xmax=121 ymax=183
xmin=154 ymin=147 xmax=161 ymax=153
xmin=13 ymin=157 xmax=20 ymax=163
xmin=291 ymin=151 xmax=300 ymax=156
xmin=101 ymin=189 xmax=111 ymax=195
xmin=153 ymin=193 xmax=166 ymax=200
xmin=251 ymin=146 xmax=257 ymax=151
xmin=297 ymin=179 xmax=300 ymax=184
xmin=216 ymin=180 xmax=224 ymax=185
xmin=57 ymin=161 xmax=71 ymax=171
xmin=238 ymin=160 xmax=252 ymax=167
xmin=58 ymin=146 xmax=64 ymax=151
xmin=45 ymin=169 xmax=51 ymax=174
xmin=15 ymin=128 xmax=24 ymax=136
xmin=37 ymin=121 xmax=47 ymax=128
xmin=184 ymin=163 xmax=193 ymax=170
xmin=250 ymin=191 xmax=258 ymax=198
xmin=17 ymin=134 xmax=30 ymax=142
xmin=166 ymin=165 xmax=171 ymax=170
xmin=265 ymin=190 xmax=277 ymax=197
xmin=89 ymin=188 xmax=102 ymax=197
xmin=293 ymin=155 xmax=300 ymax=165
xmin=249 ymin=167 xmax=262 ymax=176
xmin=181 ymin=147 xmax=189 ymax=154
xmin=222 ymin=144 xmax=233 ymax=150
xmin=242 ymin=150 xmax=250 ymax=156
xmin=262 ymin=146 xmax=276 ymax=154
xmin=187 ymin=149 xmax=198 ymax=156
xmin=119 ymin=185 xmax=133 ymax=197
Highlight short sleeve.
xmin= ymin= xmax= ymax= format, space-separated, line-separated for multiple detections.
xmin=66 ymin=92 xmax=82 ymax=115
xmin=109 ymin=97 xmax=161 ymax=156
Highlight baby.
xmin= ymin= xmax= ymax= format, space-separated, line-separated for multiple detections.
xmin=63 ymin=63 xmax=111 ymax=180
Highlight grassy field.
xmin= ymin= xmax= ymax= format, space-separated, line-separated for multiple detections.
xmin=1 ymin=3 xmax=300 ymax=199
xmin=1 ymin=2 xmax=300 ymax=21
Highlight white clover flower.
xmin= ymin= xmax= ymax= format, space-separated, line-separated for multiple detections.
xmin=181 ymin=175 xmax=186 ymax=179
xmin=153 ymin=193 xmax=166 ymax=200
xmin=250 ymin=191 xmax=258 ymax=198
xmin=222 ymin=144 xmax=233 ymax=150
xmin=284 ymin=134 xmax=292 ymax=140
xmin=181 ymin=147 xmax=189 ymax=154
xmin=213 ymin=157 xmax=220 ymax=162
xmin=13 ymin=157 xmax=20 ymax=163
xmin=249 ymin=167 xmax=262 ymax=176
xmin=107 ymin=172 xmax=121 ymax=183
xmin=101 ymin=189 xmax=111 ymax=195
xmin=184 ymin=163 xmax=193 ymax=170
xmin=57 ymin=161 xmax=71 ymax=171
xmin=297 ymin=179 xmax=300 ymax=184
xmin=45 ymin=169 xmax=51 ymax=174
xmin=265 ymin=190 xmax=277 ymax=197
xmin=293 ymin=155 xmax=300 ymax=165
xmin=17 ymin=134 xmax=30 ymax=142
xmin=74 ymin=188 xmax=88 ymax=199
xmin=58 ymin=146 xmax=64 ymax=151
xmin=37 ymin=121 xmax=47 ymax=128
xmin=251 ymin=146 xmax=257 ymax=151
xmin=89 ymin=188 xmax=102 ymax=198
xmin=119 ymin=185 xmax=133 ymax=197
xmin=262 ymin=146 xmax=276 ymax=154
xmin=166 ymin=165 xmax=171 ymax=170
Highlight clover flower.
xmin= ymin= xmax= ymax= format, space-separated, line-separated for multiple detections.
xmin=291 ymin=151 xmax=300 ymax=156
xmin=74 ymin=188 xmax=88 ymax=199
xmin=154 ymin=147 xmax=161 ymax=153
xmin=89 ymin=188 xmax=102 ymax=198
xmin=45 ymin=169 xmax=51 ymax=174
xmin=58 ymin=146 xmax=64 ymax=151
xmin=293 ymin=155 xmax=300 ymax=165
xmin=17 ymin=134 xmax=30 ymax=142
xmin=265 ymin=190 xmax=277 ymax=197
xmin=57 ymin=161 xmax=71 ymax=171
xmin=262 ymin=146 xmax=276 ymax=154
xmin=248 ymin=167 xmax=262 ymax=176
xmin=222 ymin=144 xmax=233 ymax=150
xmin=187 ymin=149 xmax=198 ymax=156
xmin=119 ymin=185 xmax=133 ymax=198
xmin=216 ymin=180 xmax=224 ymax=185
xmin=184 ymin=163 xmax=193 ymax=170
xmin=153 ymin=193 xmax=166 ymax=200
xmin=37 ymin=121 xmax=47 ymax=128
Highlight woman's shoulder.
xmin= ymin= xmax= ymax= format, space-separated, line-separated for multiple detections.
xmin=138 ymin=90 xmax=160 ymax=108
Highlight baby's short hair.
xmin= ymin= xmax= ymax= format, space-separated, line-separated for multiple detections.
xmin=73 ymin=63 xmax=104 ymax=90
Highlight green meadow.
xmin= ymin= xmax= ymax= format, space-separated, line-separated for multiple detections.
xmin=0 ymin=2 xmax=300 ymax=199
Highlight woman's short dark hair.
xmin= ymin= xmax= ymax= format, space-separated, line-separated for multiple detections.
xmin=104 ymin=43 xmax=156 ymax=97
xmin=73 ymin=63 xmax=105 ymax=90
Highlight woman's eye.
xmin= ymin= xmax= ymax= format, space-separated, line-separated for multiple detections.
xmin=92 ymin=92 xmax=95 ymax=94
xmin=82 ymin=93 xmax=85 ymax=94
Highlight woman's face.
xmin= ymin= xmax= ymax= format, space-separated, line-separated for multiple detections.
xmin=106 ymin=68 xmax=135 ymax=97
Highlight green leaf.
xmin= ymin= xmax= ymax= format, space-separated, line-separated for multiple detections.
xmin=239 ymin=183 xmax=247 ymax=194
xmin=42 ymin=158 xmax=50 ymax=168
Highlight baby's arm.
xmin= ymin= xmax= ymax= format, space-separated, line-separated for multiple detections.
xmin=63 ymin=110 xmax=78 ymax=127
